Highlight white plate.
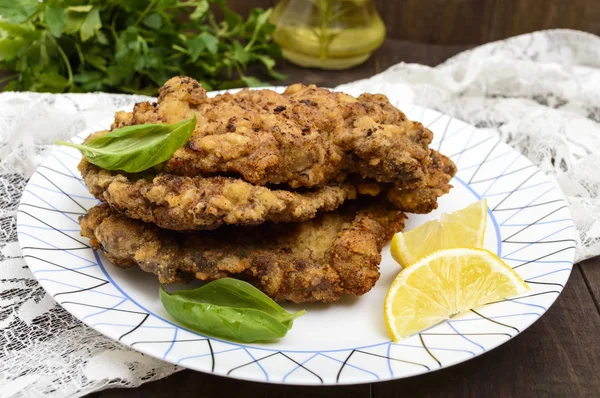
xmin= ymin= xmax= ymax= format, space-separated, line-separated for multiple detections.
xmin=17 ymin=98 xmax=576 ymax=385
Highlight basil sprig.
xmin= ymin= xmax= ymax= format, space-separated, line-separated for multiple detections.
xmin=56 ymin=115 xmax=196 ymax=173
xmin=160 ymin=279 xmax=306 ymax=343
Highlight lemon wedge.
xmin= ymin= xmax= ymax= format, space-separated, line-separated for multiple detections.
xmin=391 ymin=199 xmax=488 ymax=268
xmin=384 ymin=248 xmax=529 ymax=341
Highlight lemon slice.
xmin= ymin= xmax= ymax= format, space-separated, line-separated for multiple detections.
xmin=384 ymin=248 xmax=529 ymax=341
xmin=391 ymin=199 xmax=488 ymax=268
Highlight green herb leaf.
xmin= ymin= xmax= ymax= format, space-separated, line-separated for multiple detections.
xmin=0 ymin=0 xmax=39 ymax=24
xmin=67 ymin=5 xmax=93 ymax=13
xmin=254 ymin=54 xmax=287 ymax=80
xmin=190 ymin=0 xmax=209 ymax=20
xmin=143 ymin=13 xmax=162 ymax=30
xmin=0 ymin=20 xmax=34 ymax=36
xmin=187 ymin=31 xmax=219 ymax=62
xmin=0 ymin=37 xmax=24 ymax=61
xmin=36 ymin=71 xmax=70 ymax=92
xmin=241 ymin=76 xmax=265 ymax=87
xmin=55 ymin=114 xmax=196 ymax=173
xmin=231 ymin=40 xmax=250 ymax=64
xmin=0 ymin=1 xmax=284 ymax=93
xmin=80 ymin=8 xmax=102 ymax=42
xmin=44 ymin=5 xmax=66 ymax=38
xmin=160 ymin=279 xmax=306 ymax=343
xmin=64 ymin=10 xmax=86 ymax=35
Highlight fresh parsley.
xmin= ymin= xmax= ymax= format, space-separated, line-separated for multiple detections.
xmin=0 ymin=0 xmax=284 ymax=94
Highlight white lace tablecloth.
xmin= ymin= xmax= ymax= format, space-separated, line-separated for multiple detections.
xmin=1 ymin=29 xmax=599 ymax=397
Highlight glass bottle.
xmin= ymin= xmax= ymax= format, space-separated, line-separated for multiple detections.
xmin=270 ymin=0 xmax=386 ymax=70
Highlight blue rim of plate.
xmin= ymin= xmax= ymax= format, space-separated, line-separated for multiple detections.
xmin=17 ymin=99 xmax=576 ymax=385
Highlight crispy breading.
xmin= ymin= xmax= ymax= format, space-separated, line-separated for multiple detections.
xmin=387 ymin=150 xmax=457 ymax=213
xmin=80 ymin=203 xmax=405 ymax=303
xmin=112 ymin=76 xmax=435 ymax=189
xmin=79 ymin=159 xmax=357 ymax=231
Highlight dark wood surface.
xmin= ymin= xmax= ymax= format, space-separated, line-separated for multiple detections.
xmin=374 ymin=0 xmax=600 ymax=44
xmin=231 ymin=0 xmax=600 ymax=44
xmin=92 ymin=40 xmax=600 ymax=398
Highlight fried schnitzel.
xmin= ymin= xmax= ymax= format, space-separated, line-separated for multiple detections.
xmin=112 ymin=76 xmax=436 ymax=190
xmin=79 ymin=159 xmax=357 ymax=231
xmin=80 ymin=78 xmax=456 ymax=229
xmin=80 ymin=203 xmax=405 ymax=303
xmin=387 ymin=150 xmax=457 ymax=213
xmin=79 ymin=149 xmax=453 ymax=230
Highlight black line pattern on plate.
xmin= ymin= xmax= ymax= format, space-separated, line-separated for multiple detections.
xmin=18 ymin=209 xmax=90 ymax=247
xmin=470 ymin=310 xmax=519 ymax=333
xmin=421 ymin=332 xmax=512 ymax=338
xmin=525 ymin=280 xmax=564 ymax=288
xmin=435 ymin=114 xmax=453 ymax=151
xmin=23 ymin=255 xmax=107 ymax=282
xmin=470 ymin=164 xmax=536 ymax=184
xmin=419 ymin=334 xmax=441 ymax=367
xmin=468 ymin=139 xmax=501 ymax=184
xmin=20 ymin=203 xmax=86 ymax=215
xmin=448 ymin=136 xmax=495 ymax=159
xmin=503 ymin=239 xmax=577 ymax=244
xmin=502 ymin=206 xmax=568 ymax=241
xmin=119 ymin=314 xmax=150 ymax=341
xmin=485 ymin=291 xmax=561 ymax=306
xmin=131 ymin=336 xmax=215 ymax=371
xmin=512 ymin=246 xmax=576 ymax=270
xmin=493 ymin=199 xmax=564 ymax=211
xmin=21 ymin=246 xmax=90 ymax=251
xmin=53 ymin=281 xmax=109 ymax=298
xmin=39 ymin=165 xmax=83 ymax=180
xmin=34 ymin=171 xmax=88 ymax=211
xmin=492 ymin=170 xmax=540 ymax=210
xmin=227 ymin=352 xmax=322 ymax=383
xmin=336 ymin=350 xmax=430 ymax=382
xmin=59 ymin=302 xmax=147 ymax=315
xmin=279 ymin=352 xmax=323 ymax=383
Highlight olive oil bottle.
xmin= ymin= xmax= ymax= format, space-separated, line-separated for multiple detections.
xmin=270 ymin=0 xmax=386 ymax=70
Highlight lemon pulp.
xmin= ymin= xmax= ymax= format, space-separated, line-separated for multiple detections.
xmin=391 ymin=199 xmax=488 ymax=268
xmin=384 ymin=248 xmax=529 ymax=341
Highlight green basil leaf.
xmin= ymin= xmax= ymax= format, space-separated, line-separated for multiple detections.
xmin=0 ymin=0 xmax=39 ymax=24
xmin=55 ymin=114 xmax=196 ymax=173
xmin=44 ymin=5 xmax=66 ymax=38
xmin=160 ymin=279 xmax=306 ymax=343
xmin=80 ymin=7 xmax=101 ymax=42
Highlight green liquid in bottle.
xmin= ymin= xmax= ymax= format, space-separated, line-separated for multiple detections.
xmin=271 ymin=0 xmax=386 ymax=70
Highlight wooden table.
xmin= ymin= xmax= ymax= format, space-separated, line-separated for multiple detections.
xmin=93 ymin=39 xmax=600 ymax=398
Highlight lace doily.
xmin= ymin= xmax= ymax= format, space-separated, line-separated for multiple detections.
xmin=1 ymin=29 xmax=598 ymax=397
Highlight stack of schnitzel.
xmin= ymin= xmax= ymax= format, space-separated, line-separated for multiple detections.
xmin=79 ymin=76 xmax=456 ymax=303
